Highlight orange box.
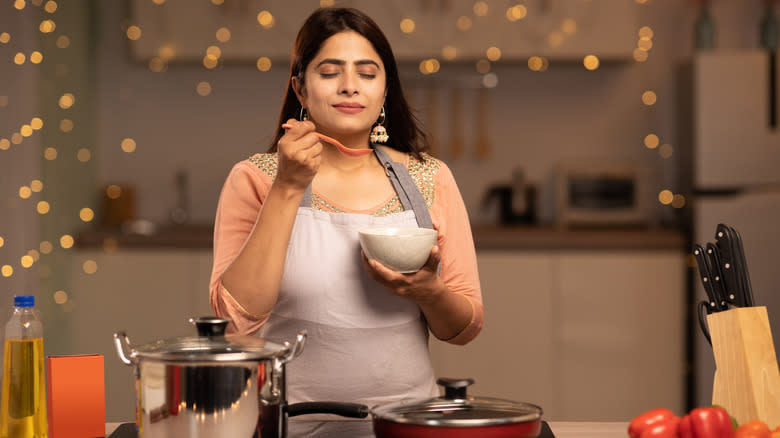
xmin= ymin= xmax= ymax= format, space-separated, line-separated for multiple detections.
xmin=46 ymin=354 xmax=106 ymax=438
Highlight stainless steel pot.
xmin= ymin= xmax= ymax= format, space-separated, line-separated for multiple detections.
xmin=113 ymin=317 xmax=367 ymax=438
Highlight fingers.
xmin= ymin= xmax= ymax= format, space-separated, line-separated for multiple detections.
xmin=422 ymin=246 xmax=441 ymax=272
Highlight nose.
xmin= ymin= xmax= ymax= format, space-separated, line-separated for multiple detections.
xmin=339 ymin=72 xmax=358 ymax=96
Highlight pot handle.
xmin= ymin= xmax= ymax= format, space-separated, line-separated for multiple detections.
xmin=113 ymin=331 xmax=138 ymax=366
xmin=280 ymin=330 xmax=307 ymax=364
xmin=286 ymin=402 xmax=369 ymax=419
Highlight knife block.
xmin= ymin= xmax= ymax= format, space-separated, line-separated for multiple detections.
xmin=707 ymin=306 xmax=780 ymax=429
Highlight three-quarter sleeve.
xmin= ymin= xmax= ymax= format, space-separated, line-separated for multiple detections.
xmin=209 ymin=159 xmax=273 ymax=335
xmin=430 ymin=162 xmax=484 ymax=345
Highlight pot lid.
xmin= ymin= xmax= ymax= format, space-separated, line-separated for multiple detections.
xmin=371 ymin=378 xmax=542 ymax=427
xmin=128 ymin=317 xmax=293 ymax=363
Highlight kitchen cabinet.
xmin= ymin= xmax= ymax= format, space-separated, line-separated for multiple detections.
xmin=68 ymin=242 xmax=684 ymax=422
xmin=429 ymin=249 xmax=686 ymax=421
xmin=129 ymin=0 xmax=639 ymax=62
xmin=68 ymin=250 xmax=214 ymax=421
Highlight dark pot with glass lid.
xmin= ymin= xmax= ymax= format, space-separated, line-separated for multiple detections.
xmin=113 ymin=317 xmax=367 ymax=438
xmin=369 ymin=378 xmax=543 ymax=438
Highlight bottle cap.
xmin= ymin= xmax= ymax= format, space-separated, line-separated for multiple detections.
xmin=14 ymin=295 xmax=34 ymax=307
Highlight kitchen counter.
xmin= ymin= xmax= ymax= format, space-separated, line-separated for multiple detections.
xmin=105 ymin=421 xmax=630 ymax=437
xmin=76 ymin=223 xmax=685 ymax=251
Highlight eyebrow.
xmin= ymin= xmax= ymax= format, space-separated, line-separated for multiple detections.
xmin=315 ymin=58 xmax=381 ymax=69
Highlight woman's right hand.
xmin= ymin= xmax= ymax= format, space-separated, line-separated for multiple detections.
xmin=275 ymin=119 xmax=323 ymax=191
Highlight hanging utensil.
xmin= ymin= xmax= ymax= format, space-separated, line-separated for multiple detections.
xmin=475 ymin=87 xmax=491 ymax=160
xmin=449 ymin=88 xmax=464 ymax=159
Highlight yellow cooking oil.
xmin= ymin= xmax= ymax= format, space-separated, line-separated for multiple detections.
xmin=0 ymin=337 xmax=48 ymax=438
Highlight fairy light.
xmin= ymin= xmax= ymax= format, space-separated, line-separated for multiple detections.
xmin=121 ymin=138 xmax=136 ymax=153
xmin=59 ymin=93 xmax=75 ymax=109
xmin=40 ymin=241 xmax=53 ymax=254
xmin=82 ymin=260 xmax=97 ymax=274
xmin=400 ymin=19 xmax=415 ymax=34
xmin=79 ymin=208 xmax=94 ymax=222
xmin=442 ymin=46 xmax=457 ymax=61
xmin=256 ymin=57 xmax=271 ymax=71
xmin=206 ymin=45 xmax=221 ymax=58
xmin=37 ymin=201 xmax=50 ymax=214
xmin=19 ymin=186 xmax=32 ymax=199
xmin=473 ymin=1 xmax=488 ymax=17
xmin=562 ymin=18 xmax=577 ymax=35
xmin=1 ymin=265 xmax=13 ymax=277
xmin=257 ymin=11 xmax=275 ymax=29
xmin=77 ymin=148 xmax=91 ymax=162
xmin=29 ymin=51 xmax=43 ymax=64
xmin=106 ymin=185 xmax=121 ymax=199
xmin=53 ymin=290 xmax=68 ymax=304
xmin=126 ymin=25 xmax=142 ymax=41
xmin=60 ymin=235 xmax=74 ymax=249
xmin=583 ymin=55 xmax=599 ymax=70
xmin=39 ymin=20 xmax=56 ymax=33
xmin=56 ymin=35 xmax=69 ymax=48
xmin=476 ymin=59 xmax=491 ymax=74
xmin=486 ymin=46 xmax=501 ymax=61
xmin=0 ymin=139 xmax=10 ymax=150
xmin=148 ymin=57 xmax=166 ymax=73
xmin=196 ymin=81 xmax=212 ymax=96
xmin=528 ymin=56 xmax=548 ymax=72
xmin=21 ymin=255 xmax=34 ymax=269
xmin=31 ymin=117 xmax=43 ymax=129
xmin=642 ymin=91 xmax=657 ymax=105
xmin=30 ymin=180 xmax=43 ymax=192
xmin=658 ymin=190 xmax=674 ymax=205
xmin=59 ymin=119 xmax=73 ymax=132
xmin=216 ymin=27 xmax=231 ymax=42
xmin=44 ymin=147 xmax=58 ymax=160
xmin=14 ymin=53 xmax=26 ymax=65
xmin=0 ymin=237 xmax=4 ymax=247
xmin=644 ymin=133 xmax=660 ymax=149
xmin=0 ymin=33 xmax=10 ymax=44
xmin=13 ymin=0 xmax=25 ymax=10
xmin=456 ymin=16 xmax=472 ymax=32
xmin=44 ymin=0 xmax=57 ymax=13
xmin=506 ymin=5 xmax=527 ymax=22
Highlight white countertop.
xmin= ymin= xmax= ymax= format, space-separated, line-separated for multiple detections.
xmin=106 ymin=421 xmax=629 ymax=437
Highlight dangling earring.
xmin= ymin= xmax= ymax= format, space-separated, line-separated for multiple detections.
xmin=370 ymin=106 xmax=389 ymax=144
xmin=299 ymin=107 xmax=308 ymax=121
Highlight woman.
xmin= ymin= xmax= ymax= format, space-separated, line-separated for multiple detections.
xmin=209 ymin=7 xmax=483 ymax=437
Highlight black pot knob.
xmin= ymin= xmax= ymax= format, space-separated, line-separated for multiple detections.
xmin=436 ymin=377 xmax=475 ymax=400
xmin=189 ymin=316 xmax=231 ymax=338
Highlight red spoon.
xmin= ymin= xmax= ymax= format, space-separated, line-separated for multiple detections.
xmin=281 ymin=123 xmax=373 ymax=157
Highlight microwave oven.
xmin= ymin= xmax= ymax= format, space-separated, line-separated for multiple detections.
xmin=551 ymin=163 xmax=651 ymax=227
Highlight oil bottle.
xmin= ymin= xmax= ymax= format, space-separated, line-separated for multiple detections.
xmin=0 ymin=295 xmax=48 ymax=438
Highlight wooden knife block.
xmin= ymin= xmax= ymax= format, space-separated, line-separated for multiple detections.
xmin=707 ymin=306 xmax=780 ymax=429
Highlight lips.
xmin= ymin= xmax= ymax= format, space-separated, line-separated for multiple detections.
xmin=333 ymin=102 xmax=365 ymax=114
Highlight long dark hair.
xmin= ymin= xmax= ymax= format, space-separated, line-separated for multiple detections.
xmin=269 ymin=7 xmax=429 ymax=158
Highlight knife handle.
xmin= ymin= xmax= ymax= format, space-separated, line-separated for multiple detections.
xmin=693 ymin=244 xmax=721 ymax=312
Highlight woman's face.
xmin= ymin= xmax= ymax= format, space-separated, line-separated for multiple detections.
xmin=294 ymin=31 xmax=387 ymax=139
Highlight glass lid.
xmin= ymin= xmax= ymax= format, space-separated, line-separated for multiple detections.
xmin=371 ymin=378 xmax=542 ymax=427
xmin=131 ymin=317 xmax=290 ymax=362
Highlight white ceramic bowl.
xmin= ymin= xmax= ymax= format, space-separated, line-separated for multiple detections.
xmin=358 ymin=227 xmax=438 ymax=273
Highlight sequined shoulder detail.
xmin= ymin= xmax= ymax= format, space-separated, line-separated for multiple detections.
xmin=247 ymin=153 xmax=278 ymax=179
xmin=407 ymin=152 xmax=441 ymax=209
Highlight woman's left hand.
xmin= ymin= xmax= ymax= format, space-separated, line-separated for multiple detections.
xmin=361 ymin=246 xmax=447 ymax=305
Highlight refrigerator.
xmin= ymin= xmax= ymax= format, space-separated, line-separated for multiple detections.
xmin=691 ymin=50 xmax=780 ymax=408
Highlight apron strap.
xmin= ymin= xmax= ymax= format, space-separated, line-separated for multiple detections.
xmin=298 ymin=146 xmax=433 ymax=230
xmin=372 ymin=145 xmax=434 ymax=230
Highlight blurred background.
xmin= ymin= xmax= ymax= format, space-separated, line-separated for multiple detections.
xmin=1 ymin=0 xmax=778 ymax=424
